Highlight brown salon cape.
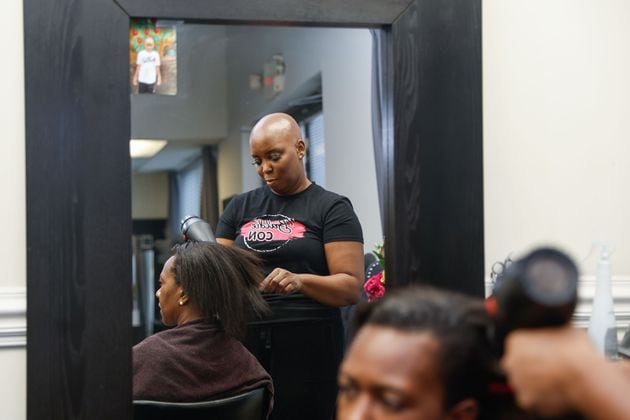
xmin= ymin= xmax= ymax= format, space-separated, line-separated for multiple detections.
xmin=133 ymin=319 xmax=273 ymax=406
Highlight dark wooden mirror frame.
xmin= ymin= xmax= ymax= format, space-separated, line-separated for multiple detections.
xmin=24 ymin=0 xmax=482 ymax=417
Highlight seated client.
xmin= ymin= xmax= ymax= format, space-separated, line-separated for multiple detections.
xmin=133 ymin=242 xmax=273 ymax=406
xmin=337 ymin=286 xmax=499 ymax=420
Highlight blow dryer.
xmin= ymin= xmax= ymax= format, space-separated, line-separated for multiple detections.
xmin=485 ymin=248 xmax=584 ymax=419
xmin=180 ymin=215 xmax=216 ymax=243
xmin=487 ymin=247 xmax=579 ymax=349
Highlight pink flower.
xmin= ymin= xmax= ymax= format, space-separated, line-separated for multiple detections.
xmin=364 ymin=272 xmax=385 ymax=301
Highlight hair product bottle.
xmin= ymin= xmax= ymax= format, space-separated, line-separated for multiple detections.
xmin=587 ymin=243 xmax=618 ymax=358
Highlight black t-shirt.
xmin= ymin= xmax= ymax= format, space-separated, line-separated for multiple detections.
xmin=216 ymin=183 xmax=363 ymax=303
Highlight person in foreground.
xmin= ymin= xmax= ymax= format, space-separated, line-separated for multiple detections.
xmin=501 ymin=326 xmax=630 ymax=420
xmin=133 ymin=242 xmax=273 ymax=410
xmin=337 ymin=286 xmax=498 ymax=420
xmin=216 ymin=112 xmax=364 ymax=419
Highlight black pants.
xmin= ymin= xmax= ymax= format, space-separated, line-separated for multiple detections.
xmin=138 ymin=82 xmax=155 ymax=93
xmin=245 ymin=302 xmax=343 ymax=420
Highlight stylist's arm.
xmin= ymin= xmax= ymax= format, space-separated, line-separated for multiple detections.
xmin=258 ymin=241 xmax=363 ymax=306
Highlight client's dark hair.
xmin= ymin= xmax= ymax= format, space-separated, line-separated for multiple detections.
xmin=354 ymin=286 xmax=495 ymax=411
xmin=170 ymin=242 xmax=269 ymax=338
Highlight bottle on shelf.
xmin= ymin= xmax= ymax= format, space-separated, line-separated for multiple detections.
xmin=587 ymin=243 xmax=618 ymax=359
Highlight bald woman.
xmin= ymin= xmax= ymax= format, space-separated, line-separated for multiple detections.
xmin=216 ymin=112 xmax=364 ymax=420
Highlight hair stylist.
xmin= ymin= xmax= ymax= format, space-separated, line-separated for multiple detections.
xmin=216 ymin=112 xmax=364 ymax=420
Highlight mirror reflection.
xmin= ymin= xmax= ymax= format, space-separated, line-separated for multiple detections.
xmin=129 ymin=19 xmax=178 ymax=95
xmin=130 ymin=22 xmax=381 ymax=418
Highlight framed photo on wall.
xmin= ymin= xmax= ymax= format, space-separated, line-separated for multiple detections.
xmin=129 ymin=19 xmax=177 ymax=95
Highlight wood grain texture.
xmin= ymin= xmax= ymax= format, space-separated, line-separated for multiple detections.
xmin=116 ymin=0 xmax=413 ymax=27
xmin=388 ymin=0 xmax=484 ymax=296
xmin=24 ymin=0 xmax=132 ymax=418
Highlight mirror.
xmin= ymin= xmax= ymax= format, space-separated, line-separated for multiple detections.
xmin=129 ymin=22 xmax=383 ymax=418
xmin=130 ymin=22 xmax=383 ymax=329
xmin=25 ymin=1 xmax=483 ymax=417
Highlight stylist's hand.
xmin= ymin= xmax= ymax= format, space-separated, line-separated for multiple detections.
xmin=259 ymin=268 xmax=302 ymax=294
xmin=501 ymin=327 xmax=602 ymax=417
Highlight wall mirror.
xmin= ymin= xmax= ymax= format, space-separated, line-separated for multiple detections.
xmin=130 ymin=22 xmax=383 ymax=342
xmin=24 ymin=0 xmax=481 ymax=417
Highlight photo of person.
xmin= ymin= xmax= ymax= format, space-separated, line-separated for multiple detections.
xmin=129 ymin=19 xmax=177 ymax=95
xmin=133 ymin=37 xmax=161 ymax=93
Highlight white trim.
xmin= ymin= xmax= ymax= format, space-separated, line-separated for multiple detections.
xmin=0 ymin=287 xmax=26 ymax=348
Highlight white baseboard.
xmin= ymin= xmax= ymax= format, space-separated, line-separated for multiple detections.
xmin=0 ymin=287 xmax=26 ymax=348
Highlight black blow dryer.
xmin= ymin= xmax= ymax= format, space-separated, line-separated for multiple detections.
xmin=485 ymin=248 xmax=583 ymax=419
xmin=180 ymin=215 xmax=216 ymax=243
xmin=486 ymin=247 xmax=579 ymax=351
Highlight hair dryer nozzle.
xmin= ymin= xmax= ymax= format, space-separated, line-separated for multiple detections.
xmin=492 ymin=247 xmax=578 ymax=335
xmin=180 ymin=215 xmax=216 ymax=243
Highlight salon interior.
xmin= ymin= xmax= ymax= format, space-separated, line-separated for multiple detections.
xmin=4 ymin=1 xmax=630 ymax=418
xmin=129 ymin=23 xmax=381 ymax=341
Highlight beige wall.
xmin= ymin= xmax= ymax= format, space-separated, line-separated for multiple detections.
xmin=131 ymin=172 xmax=169 ymax=219
xmin=217 ymin=127 xmax=244 ymax=209
xmin=484 ymin=0 xmax=630 ymax=277
xmin=0 ymin=348 xmax=26 ymax=419
xmin=1 ymin=0 xmax=25 ymax=289
xmin=0 ymin=0 xmax=26 ymax=418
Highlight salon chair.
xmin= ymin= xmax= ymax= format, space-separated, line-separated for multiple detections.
xmin=133 ymin=386 xmax=270 ymax=420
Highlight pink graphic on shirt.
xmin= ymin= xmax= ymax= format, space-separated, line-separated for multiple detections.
xmin=241 ymin=214 xmax=305 ymax=244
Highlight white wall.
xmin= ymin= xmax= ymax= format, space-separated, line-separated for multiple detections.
xmin=484 ymin=1 xmax=630 ymax=331
xmin=1 ymin=0 xmax=25 ymax=288
xmin=220 ymin=27 xmax=382 ymax=249
xmin=320 ymin=31 xmax=380 ymax=249
xmin=131 ymin=172 xmax=169 ymax=219
xmin=0 ymin=0 xmax=26 ymax=418
xmin=0 ymin=348 xmax=25 ymax=418
xmin=484 ymin=0 xmax=630 ymax=273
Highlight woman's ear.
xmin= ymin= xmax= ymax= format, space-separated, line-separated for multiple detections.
xmin=296 ymin=139 xmax=307 ymax=155
xmin=447 ymin=398 xmax=478 ymax=420
xmin=178 ymin=288 xmax=189 ymax=305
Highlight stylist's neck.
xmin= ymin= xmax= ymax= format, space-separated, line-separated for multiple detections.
xmin=271 ymin=176 xmax=311 ymax=196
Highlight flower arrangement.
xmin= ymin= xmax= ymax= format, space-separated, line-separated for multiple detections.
xmin=364 ymin=243 xmax=385 ymax=301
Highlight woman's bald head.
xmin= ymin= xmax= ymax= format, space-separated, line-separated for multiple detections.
xmin=249 ymin=113 xmax=309 ymax=195
xmin=250 ymin=112 xmax=302 ymax=147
